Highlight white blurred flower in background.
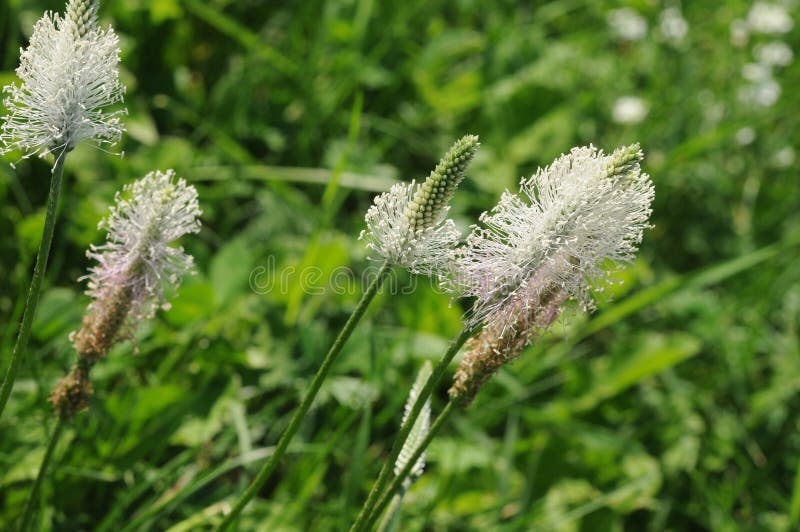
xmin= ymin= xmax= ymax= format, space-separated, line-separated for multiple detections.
xmin=659 ymin=7 xmax=689 ymax=44
xmin=773 ymin=146 xmax=796 ymax=168
xmin=739 ymin=79 xmax=781 ymax=107
xmin=754 ymin=41 xmax=794 ymax=67
xmin=608 ymin=8 xmax=648 ymax=41
xmin=736 ymin=127 xmax=756 ymax=146
xmin=747 ymin=2 xmax=794 ymax=34
xmin=612 ymin=96 xmax=649 ymax=124
xmin=730 ymin=18 xmax=750 ymax=47
xmin=742 ymin=62 xmax=772 ymax=82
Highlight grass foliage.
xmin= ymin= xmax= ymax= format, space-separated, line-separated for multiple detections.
xmin=1 ymin=0 xmax=799 ymax=530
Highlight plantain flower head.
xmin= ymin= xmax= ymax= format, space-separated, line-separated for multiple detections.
xmin=449 ymin=144 xmax=654 ymax=403
xmin=70 ymin=170 xmax=201 ymax=361
xmin=453 ymin=144 xmax=654 ymax=332
xmin=1 ymin=0 xmax=126 ymax=159
xmin=359 ymin=135 xmax=479 ymax=274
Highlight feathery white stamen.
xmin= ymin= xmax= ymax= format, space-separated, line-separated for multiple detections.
xmin=1 ymin=0 xmax=126 ymax=158
xmin=453 ymin=144 xmax=655 ymax=334
xmin=82 ymin=170 xmax=201 ymax=327
xmin=359 ymin=135 xmax=479 ymax=275
xmin=359 ymin=180 xmax=461 ymax=274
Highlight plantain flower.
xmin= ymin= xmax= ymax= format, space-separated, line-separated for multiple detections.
xmin=69 ymin=169 xmax=201 ymax=362
xmin=359 ymin=135 xmax=479 ymax=275
xmin=51 ymin=170 xmax=201 ymax=418
xmin=0 ymin=0 xmax=125 ymax=159
xmin=449 ymin=144 xmax=654 ymax=403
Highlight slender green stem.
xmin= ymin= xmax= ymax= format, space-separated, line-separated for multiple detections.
xmin=350 ymin=327 xmax=474 ymax=532
xmin=365 ymin=400 xmax=456 ymax=530
xmin=376 ymin=491 xmax=405 ymax=532
xmin=19 ymin=417 xmax=65 ymax=531
xmin=216 ymin=262 xmax=391 ymax=531
xmin=0 ymin=150 xmax=68 ymax=419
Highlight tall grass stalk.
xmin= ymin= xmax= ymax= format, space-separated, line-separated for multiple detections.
xmin=18 ymin=417 xmax=64 ymax=531
xmin=364 ymin=400 xmax=456 ymax=530
xmin=0 ymin=150 xmax=67 ymax=419
xmin=350 ymin=326 xmax=474 ymax=532
xmin=375 ymin=490 xmax=404 ymax=532
xmin=216 ymin=261 xmax=391 ymax=531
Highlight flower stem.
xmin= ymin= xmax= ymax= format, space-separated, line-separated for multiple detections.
xmin=0 ymin=150 xmax=68 ymax=419
xmin=365 ymin=400 xmax=456 ymax=530
xmin=376 ymin=491 xmax=405 ymax=532
xmin=19 ymin=417 xmax=64 ymax=531
xmin=216 ymin=261 xmax=391 ymax=531
xmin=350 ymin=327 xmax=473 ymax=532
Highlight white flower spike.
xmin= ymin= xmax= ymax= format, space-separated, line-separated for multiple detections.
xmin=53 ymin=170 xmax=200 ymax=418
xmin=1 ymin=0 xmax=126 ymax=159
xmin=360 ymin=135 xmax=479 ymax=275
xmin=448 ymin=145 xmax=654 ymax=403
xmin=70 ymin=170 xmax=201 ymax=361
xmin=455 ymin=144 xmax=654 ymax=334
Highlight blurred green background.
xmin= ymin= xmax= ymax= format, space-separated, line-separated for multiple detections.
xmin=1 ymin=0 xmax=799 ymax=530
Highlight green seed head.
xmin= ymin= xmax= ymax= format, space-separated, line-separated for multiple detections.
xmin=66 ymin=0 xmax=100 ymax=39
xmin=407 ymin=134 xmax=480 ymax=232
xmin=605 ymin=142 xmax=643 ymax=180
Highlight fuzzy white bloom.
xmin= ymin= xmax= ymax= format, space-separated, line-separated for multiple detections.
xmin=747 ymin=2 xmax=794 ymax=34
xmin=738 ymin=78 xmax=781 ymax=107
xmin=59 ymin=170 xmax=200 ymax=414
xmin=755 ymin=41 xmax=794 ymax=67
xmin=608 ymin=8 xmax=648 ymax=41
xmin=659 ymin=7 xmax=689 ymax=44
xmin=730 ymin=19 xmax=750 ymax=47
xmin=452 ymin=145 xmax=654 ymax=333
xmin=85 ymin=170 xmax=201 ymax=320
xmin=70 ymin=171 xmax=200 ymax=361
xmin=612 ymin=96 xmax=649 ymax=124
xmin=0 ymin=0 xmax=126 ymax=159
xmin=395 ymin=361 xmax=432 ymax=485
xmin=360 ymin=181 xmax=461 ymax=274
xmin=360 ymin=135 xmax=479 ymax=274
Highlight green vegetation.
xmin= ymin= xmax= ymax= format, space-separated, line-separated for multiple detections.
xmin=1 ymin=0 xmax=798 ymax=530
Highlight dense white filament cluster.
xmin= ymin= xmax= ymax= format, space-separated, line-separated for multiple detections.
xmin=84 ymin=170 xmax=202 ymax=324
xmin=359 ymin=135 xmax=479 ymax=276
xmin=359 ymin=180 xmax=461 ymax=274
xmin=453 ymin=144 xmax=655 ymax=333
xmin=0 ymin=0 xmax=126 ymax=158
